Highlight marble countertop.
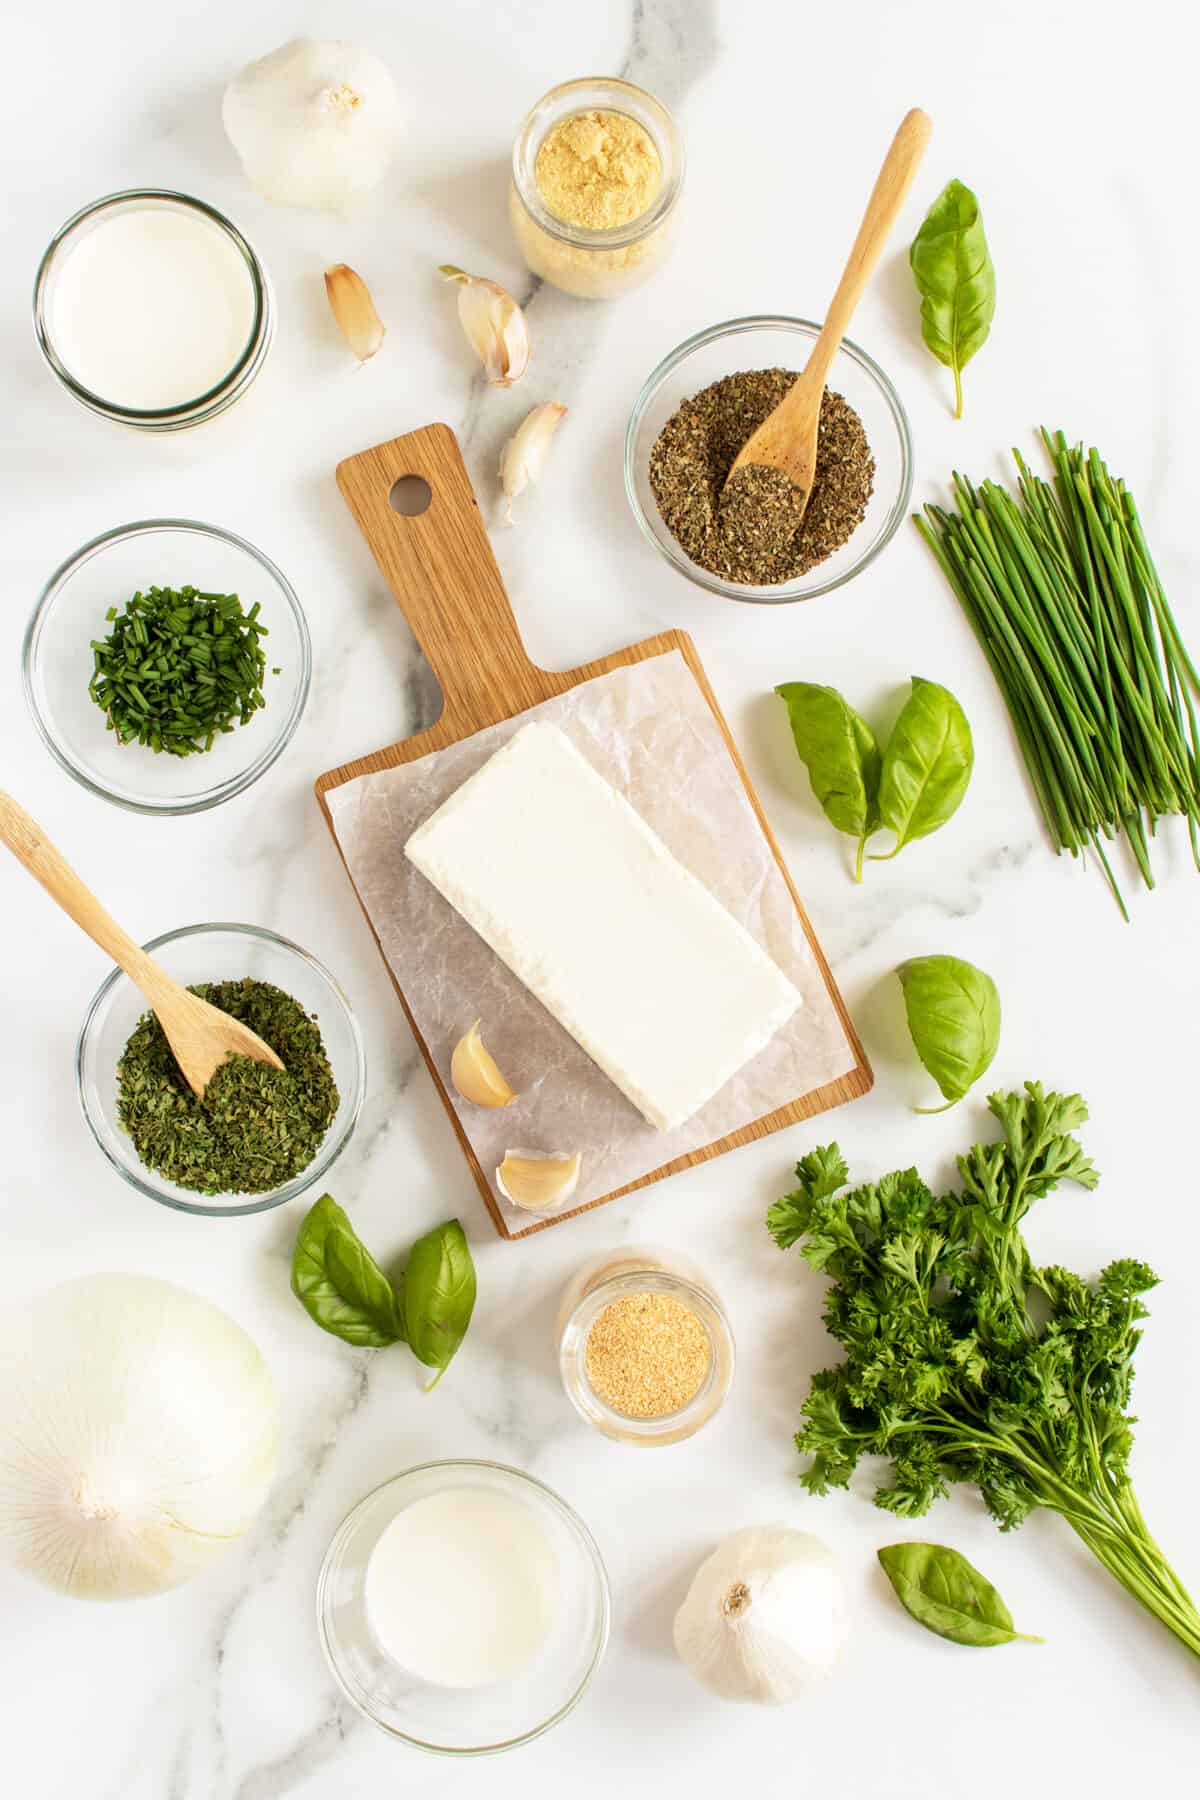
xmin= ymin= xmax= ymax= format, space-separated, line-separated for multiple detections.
xmin=5 ymin=1 xmax=1197 ymax=1794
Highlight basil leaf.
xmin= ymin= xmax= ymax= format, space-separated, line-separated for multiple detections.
xmin=401 ymin=1219 xmax=477 ymax=1388
xmin=878 ymin=1543 xmax=1040 ymax=1647
xmin=776 ymin=682 xmax=881 ymax=877
xmin=875 ymin=677 xmax=973 ymax=857
xmin=909 ymin=179 xmax=996 ymax=418
xmin=291 ymin=1194 xmax=405 ymax=1348
xmin=897 ymin=955 xmax=1001 ymax=1111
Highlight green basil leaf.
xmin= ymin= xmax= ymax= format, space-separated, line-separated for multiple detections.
xmin=909 ymin=179 xmax=996 ymax=418
xmin=875 ymin=677 xmax=973 ymax=857
xmin=401 ymin=1219 xmax=477 ymax=1387
xmin=897 ymin=955 xmax=1001 ymax=1110
xmin=776 ymin=682 xmax=881 ymax=873
xmin=878 ymin=1542 xmax=1040 ymax=1647
xmin=291 ymin=1194 xmax=405 ymax=1348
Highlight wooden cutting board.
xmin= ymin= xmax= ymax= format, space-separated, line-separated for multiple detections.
xmin=315 ymin=423 xmax=871 ymax=1238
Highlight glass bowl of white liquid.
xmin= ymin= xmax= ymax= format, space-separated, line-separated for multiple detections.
xmin=34 ymin=189 xmax=273 ymax=430
xmin=318 ymin=1461 xmax=611 ymax=1755
xmin=23 ymin=519 xmax=310 ymax=814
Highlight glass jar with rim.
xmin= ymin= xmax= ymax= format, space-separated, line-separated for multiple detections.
xmin=509 ymin=77 xmax=684 ymax=300
xmin=34 ymin=188 xmax=274 ymax=431
xmin=557 ymin=1244 xmax=734 ymax=1446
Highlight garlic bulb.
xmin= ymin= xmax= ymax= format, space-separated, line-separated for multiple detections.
xmin=223 ymin=38 xmax=402 ymax=211
xmin=674 ymin=1526 xmax=848 ymax=1703
xmin=500 ymin=402 xmax=568 ymax=521
xmin=439 ymin=266 xmax=531 ymax=386
xmin=496 ymin=1149 xmax=582 ymax=1212
xmin=0 ymin=1274 xmax=278 ymax=1600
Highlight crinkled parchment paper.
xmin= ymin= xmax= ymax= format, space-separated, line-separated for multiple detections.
xmin=326 ymin=651 xmax=855 ymax=1235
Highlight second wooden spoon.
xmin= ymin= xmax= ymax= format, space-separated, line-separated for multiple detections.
xmin=726 ymin=107 xmax=932 ymax=510
xmin=0 ymin=793 xmax=284 ymax=1096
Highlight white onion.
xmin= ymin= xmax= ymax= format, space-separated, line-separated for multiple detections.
xmin=0 ymin=1273 xmax=278 ymax=1600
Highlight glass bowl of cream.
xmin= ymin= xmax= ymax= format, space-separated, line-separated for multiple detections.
xmin=34 ymin=189 xmax=274 ymax=430
xmin=625 ymin=315 xmax=914 ymax=603
xmin=318 ymin=1461 xmax=610 ymax=1754
xmin=23 ymin=518 xmax=310 ymax=815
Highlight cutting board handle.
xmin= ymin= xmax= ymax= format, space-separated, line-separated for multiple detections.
xmin=336 ymin=423 xmax=550 ymax=739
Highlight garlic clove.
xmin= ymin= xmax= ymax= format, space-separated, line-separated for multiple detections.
xmin=450 ymin=1021 xmax=517 ymax=1108
xmin=439 ymin=265 xmax=531 ymax=386
xmin=500 ymin=402 xmax=568 ymax=521
xmin=324 ymin=264 xmax=386 ymax=361
xmin=496 ymin=1149 xmax=582 ymax=1213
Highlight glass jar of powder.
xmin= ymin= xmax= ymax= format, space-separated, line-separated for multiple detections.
xmin=34 ymin=189 xmax=274 ymax=431
xmin=509 ymin=78 xmax=684 ymax=300
xmin=557 ymin=1246 xmax=734 ymax=1446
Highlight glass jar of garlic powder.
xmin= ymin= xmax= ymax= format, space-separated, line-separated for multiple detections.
xmin=557 ymin=1246 xmax=733 ymax=1446
xmin=509 ymin=78 xmax=684 ymax=299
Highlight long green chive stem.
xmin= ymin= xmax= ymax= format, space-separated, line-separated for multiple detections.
xmin=916 ymin=433 xmax=1200 ymax=915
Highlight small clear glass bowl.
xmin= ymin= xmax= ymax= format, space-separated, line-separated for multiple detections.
xmin=624 ymin=315 xmax=914 ymax=603
xmin=34 ymin=189 xmax=274 ymax=431
xmin=23 ymin=519 xmax=311 ymax=815
xmin=557 ymin=1248 xmax=735 ymax=1447
xmin=76 ymin=922 xmax=364 ymax=1217
xmin=318 ymin=1461 xmax=611 ymax=1755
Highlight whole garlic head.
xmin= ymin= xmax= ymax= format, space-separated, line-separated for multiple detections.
xmin=223 ymin=38 xmax=402 ymax=211
xmin=673 ymin=1526 xmax=848 ymax=1704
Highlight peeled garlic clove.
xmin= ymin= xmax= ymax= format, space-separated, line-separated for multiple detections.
xmin=324 ymin=264 xmax=385 ymax=361
xmin=439 ymin=265 xmax=530 ymax=386
xmin=450 ymin=1021 xmax=517 ymax=1108
xmin=496 ymin=1150 xmax=582 ymax=1213
xmin=500 ymin=402 xmax=567 ymax=521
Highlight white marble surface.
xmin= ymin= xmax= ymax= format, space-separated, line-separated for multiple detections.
xmin=4 ymin=2 xmax=1198 ymax=1793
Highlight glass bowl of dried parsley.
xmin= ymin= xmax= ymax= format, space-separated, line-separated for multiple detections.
xmin=624 ymin=315 xmax=913 ymax=603
xmin=23 ymin=518 xmax=310 ymax=814
xmin=76 ymin=922 xmax=365 ymax=1216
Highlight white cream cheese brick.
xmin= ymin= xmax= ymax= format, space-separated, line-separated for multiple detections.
xmin=404 ymin=721 xmax=802 ymax=1132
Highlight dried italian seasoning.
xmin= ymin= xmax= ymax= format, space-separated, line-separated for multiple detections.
xmin=648 ymin=369 xmax=875 ymax=584
xmin=116 ymin=978 xmax=338 ymax=1195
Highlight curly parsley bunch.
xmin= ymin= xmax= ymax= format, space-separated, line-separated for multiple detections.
xmin=769 ymin=1083 xmax=1200 ymax=1661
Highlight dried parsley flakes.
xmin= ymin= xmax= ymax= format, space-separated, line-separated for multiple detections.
xmin=647 ymin=369 xmax=875 ymax=584
xmin=116 ymin=978 xmax=339 ymax=1195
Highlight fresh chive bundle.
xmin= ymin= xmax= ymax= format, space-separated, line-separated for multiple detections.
xmin=89 ymin=584 xmax=272 ymax=757
xmin=916 ymin=430 xmax=1200 ymax=918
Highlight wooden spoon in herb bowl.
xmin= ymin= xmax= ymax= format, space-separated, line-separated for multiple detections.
xmin=0 ymin=793 xmax=284 ymax=1095
xmin=725 ymin=107 xmax=932 ymax=520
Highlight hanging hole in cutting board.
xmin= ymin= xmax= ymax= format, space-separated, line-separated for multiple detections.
xmin=389 ymin=475 xmax=433 ymax=517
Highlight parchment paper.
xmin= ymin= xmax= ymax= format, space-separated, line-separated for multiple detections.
xmin=326 ymin=651 xmax=856 ymax=1235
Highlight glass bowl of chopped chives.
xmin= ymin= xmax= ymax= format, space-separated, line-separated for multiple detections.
xmin=76 ymin=922 xmax=365 ymax=1216
xmin=23 ymin=519 xmax=310 ymax=814
xmin=624 ymin=316 xmax=913 ymax=603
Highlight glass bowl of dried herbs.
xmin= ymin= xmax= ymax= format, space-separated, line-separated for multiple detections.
xmin=76 ymin=922 xmax=365 ymax=1216
xmin=624 ymin=316 xmax=913 ymax=602
xmin=23 ymin=519 xmax=310 ymax=814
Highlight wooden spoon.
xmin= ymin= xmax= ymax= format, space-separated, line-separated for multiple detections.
xmin=0 ymin=793 xmax=284 ymax=1096
xmin=726 ymin=107 xmax=932 ymax=511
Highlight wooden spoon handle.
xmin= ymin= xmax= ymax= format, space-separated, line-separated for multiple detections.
xmin=808 ymin=107 xmax=932 ymax=388
xmin=0 ymin=793 xmax=166 ymax=996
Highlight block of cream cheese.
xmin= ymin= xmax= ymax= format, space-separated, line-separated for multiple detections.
xmin=404 ymin=721 xmax=802 ymax=1132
